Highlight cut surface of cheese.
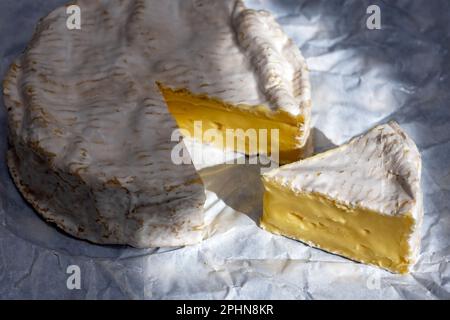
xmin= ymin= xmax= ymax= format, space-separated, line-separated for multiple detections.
xmin=260 ymin=122 xmax=423 ymax=273
xmin=159 ymin=85 xmax=311 ymax=163
xmin=3 ymin=0 xmax=310 ymax=247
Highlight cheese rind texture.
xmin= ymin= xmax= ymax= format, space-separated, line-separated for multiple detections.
xmin=261 ymin=122 xmax=423 ymax=273
xmin=4 ymin=60 xmax=205 ymax=248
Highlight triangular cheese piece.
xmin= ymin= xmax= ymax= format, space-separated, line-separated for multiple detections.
xmin=261 ymin=122 xmax=423 ymax=273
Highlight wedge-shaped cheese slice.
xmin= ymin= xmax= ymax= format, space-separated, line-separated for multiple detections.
xmin=261 ymin=122 xmax=423 ymax=273
xmin=3 ymin=0 xmax=310 ymax=247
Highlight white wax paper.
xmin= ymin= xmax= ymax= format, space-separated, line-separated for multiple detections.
xmin=0 ymin=0 xmax=449 ymax=299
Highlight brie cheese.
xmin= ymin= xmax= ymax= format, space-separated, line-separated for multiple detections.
xmin=260 ymin=122 xmax=423 ymax=273
xmin=3 ymin=0 xmax=310 ymax=247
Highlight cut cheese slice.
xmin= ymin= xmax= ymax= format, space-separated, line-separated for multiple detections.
xmin=3 ymin=0 xmax=310 ymax=247
xmin=260 ymin=122 xmax=423 ymax=273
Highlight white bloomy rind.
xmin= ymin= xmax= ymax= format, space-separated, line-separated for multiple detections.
xmin=263 ymin=121 xmax=423 ymax=270
xmin=3 ymin=0 xmax=310 ymax=247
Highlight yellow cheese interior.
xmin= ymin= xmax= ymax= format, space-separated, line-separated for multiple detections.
xmin=158 ymin=84 xmax=308 ymax=164
xmin=260 ymin=180 xmax=415 ymax=273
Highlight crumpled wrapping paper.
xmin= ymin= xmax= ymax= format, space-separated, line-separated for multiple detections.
xmin=0 ymin=0 xmax=449 ymax=299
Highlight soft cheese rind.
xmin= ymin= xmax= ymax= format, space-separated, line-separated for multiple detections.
xmin=4 ymin=58 xmax=205 ymax=248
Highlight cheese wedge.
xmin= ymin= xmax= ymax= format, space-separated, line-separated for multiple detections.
xmin=3 ymin=0 xmax=310 ymax=247
xmin=260 ymin=122 xmax=423 ymax=273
